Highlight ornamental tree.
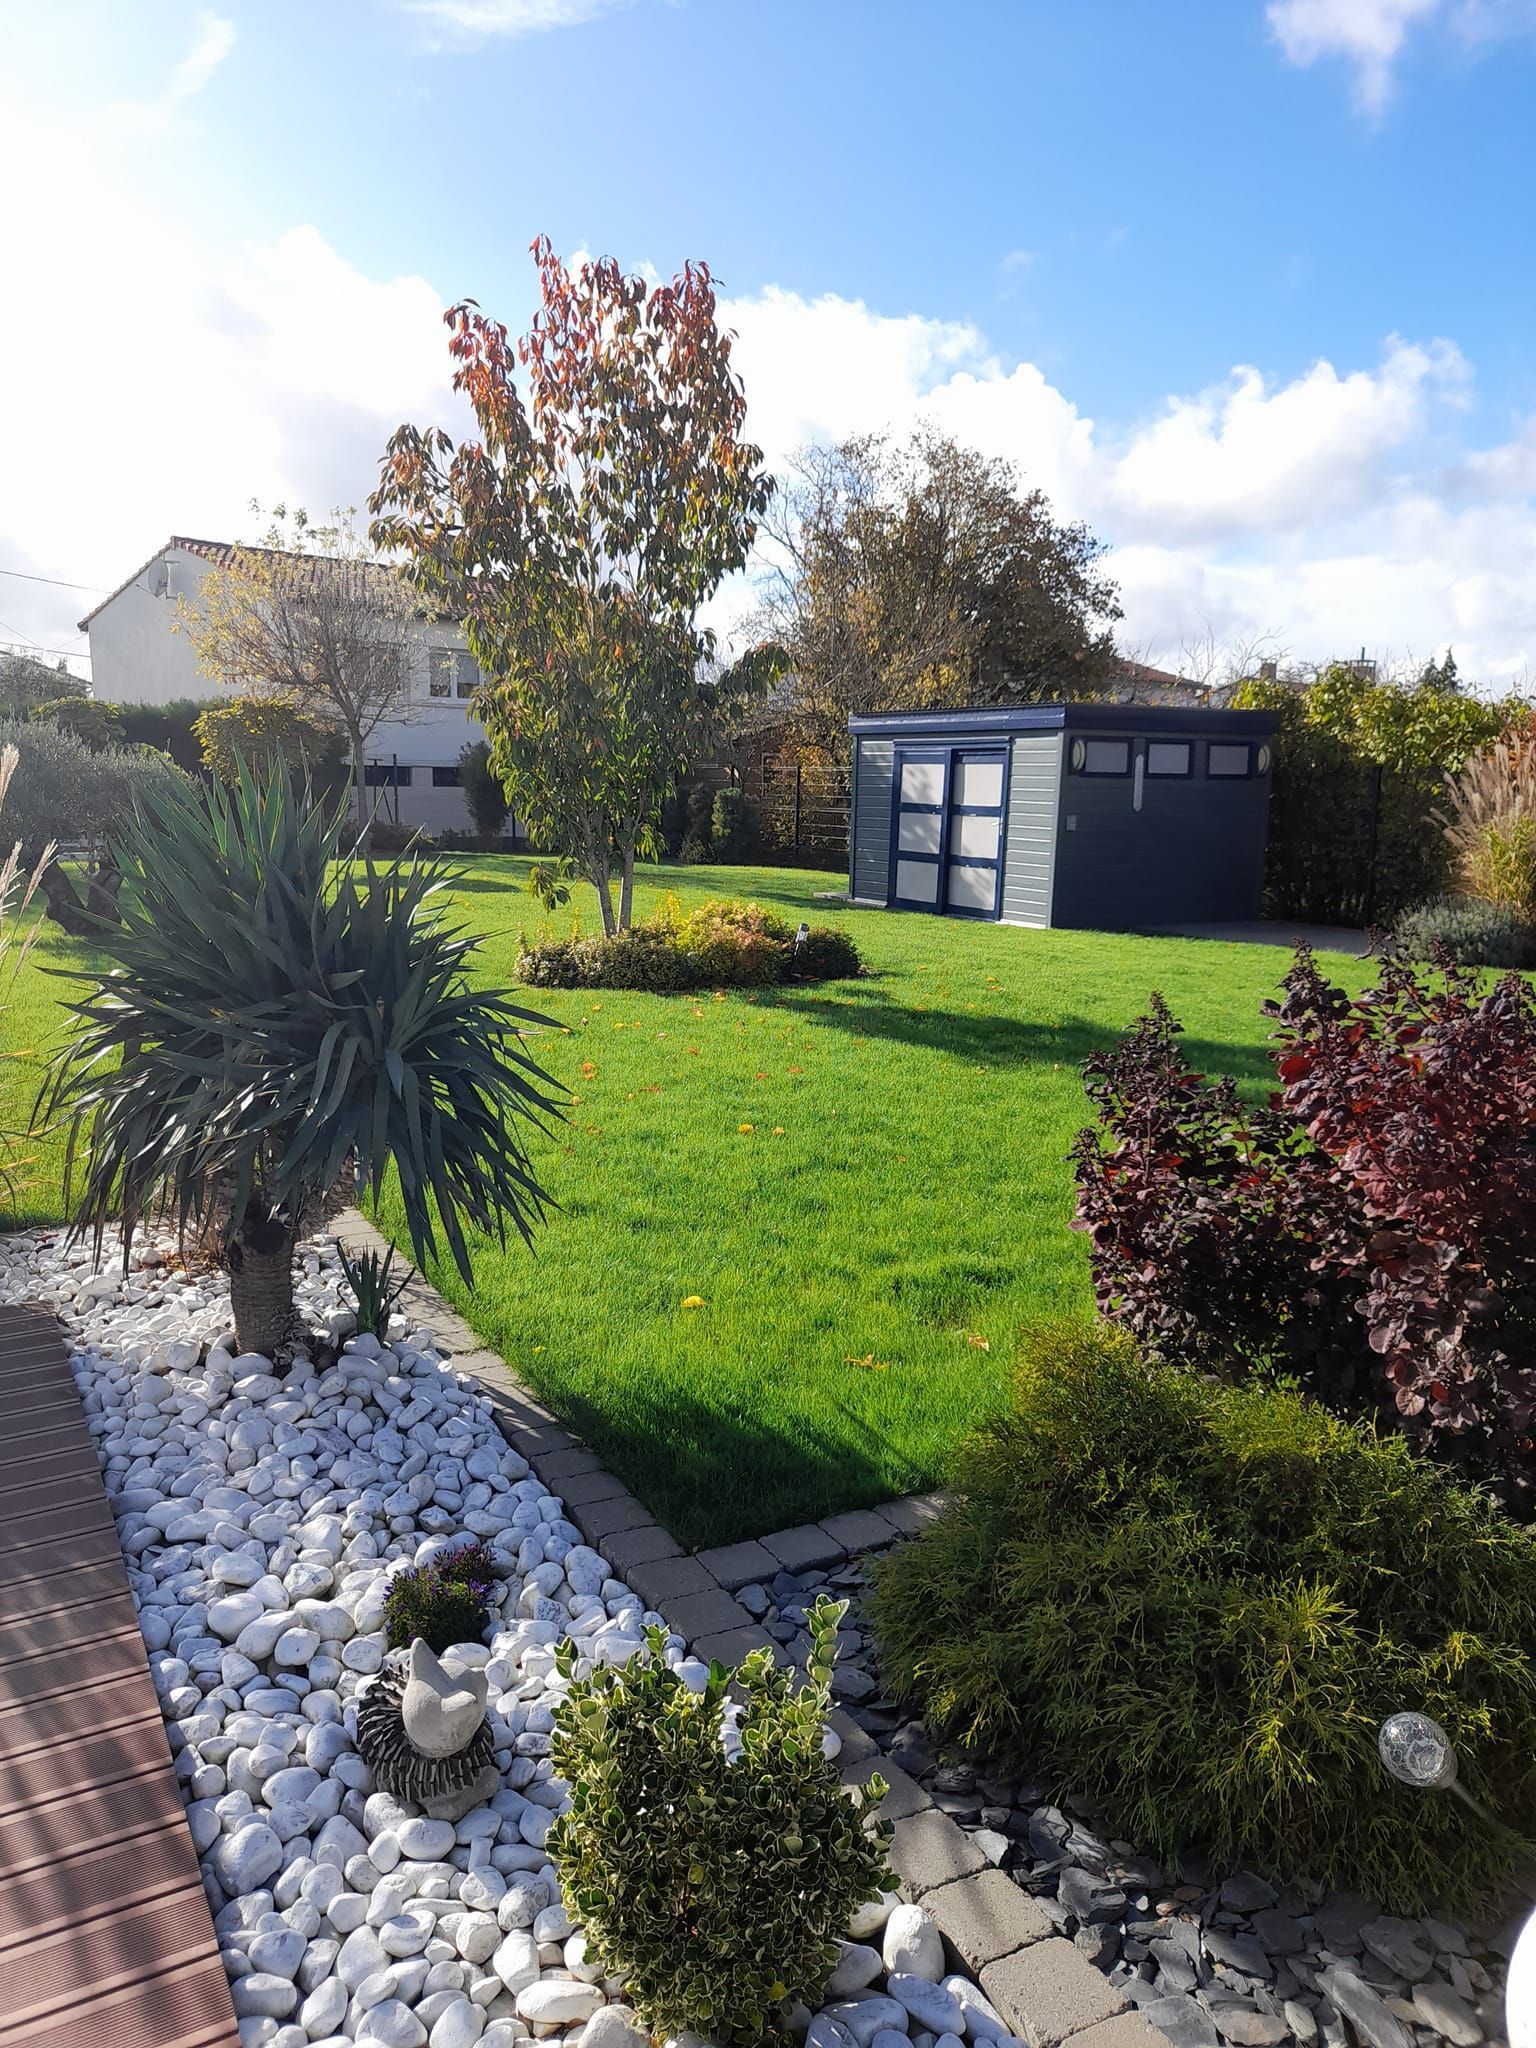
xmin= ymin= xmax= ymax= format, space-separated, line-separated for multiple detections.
xmin=370 ymin=238 xmax=774 ymax=933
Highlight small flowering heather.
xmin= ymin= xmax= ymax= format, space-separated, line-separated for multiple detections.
xmin=383 ymin=1541 xmax=497 ymax=1653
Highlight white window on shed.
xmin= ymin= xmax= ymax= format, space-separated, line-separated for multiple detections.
xmin=1208 ymin=742 xmax=1252 ymax=777
xmin=952 ymin=756 xmax=1004 ymax=807
xmin=1074 ymin=737 xmax=1131 ymax=776
xmin=898 ymin=810 xmax=942 ymax=854
xmin=1146 ymin=740 xmax=1192 ymax=776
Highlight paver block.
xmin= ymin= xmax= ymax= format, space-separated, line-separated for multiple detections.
xmin=925 ymin=1868 xmax=1054 ymax=1973
xmin=819 ymin=1507 xmax=902 ymax=1553
xmin=826 ymin=1709 xmax=879 ymax=1762
xmin=516 ymin=1422 xmax=581 ymax=1462
xmin=759 ymin=1523 xmax=846 ymax=1572
xmin=570 ymin=1493 xmax=653 ymax=1543
xmin=840 ymin=1756 xmax=929 ymax=1820
xmin=553 ymin=1467 xmax=630 ymax=1509
xmin=694 ymin=1539 xmax=778 ymax=1590
xmin=886 ymin=1808 xmax=988 ymax=1897
xmin=880 ymin=1491 xmax=950 ymax=1536
xmin=658 ymin=1586 xmax=755 ymax=1638
xmin=602 ymin=1524 xmax=683 ymax=1571
xmin=627 ymin=1554 xmax=718 ymax=1606
xmin=538 ymin=1446 xmax=606 ymax=1482
xmin=1068 ymin=2015 xmax=1178 ymax=2048
xmin=692 ymin=1626 xmax=789 ymax=1669
xmin=981 ymin=1936 xmax=1128 ymax=2048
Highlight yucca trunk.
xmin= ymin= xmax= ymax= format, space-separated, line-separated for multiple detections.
xmin=227 ymin=1209 xmax=297 ymax=1360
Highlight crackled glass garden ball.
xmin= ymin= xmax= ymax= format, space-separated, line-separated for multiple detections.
xmin=1378 ymin=1711 xmax=1459 ymax=1790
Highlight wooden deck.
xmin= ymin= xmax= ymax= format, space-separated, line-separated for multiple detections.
xmin=0 ymin=1304 xmax=240 ymax=2048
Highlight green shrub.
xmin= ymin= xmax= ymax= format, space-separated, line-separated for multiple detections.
xmin=339 ymin=1243 xmax=414 ymax=1340
xmin=516 ymin=898 xmax=862 ymax=991
xmin=1391 ymin=894 xmax=1536 ymax=968
xmin=383 ymin=1542 xmax=496 ymax=1653
xmin=796 ymin=924 xmax=862 ymax=981
xmin=711 ymin=785 xmax=750 ymax=860
xmin=460 ymin=740 xmax=512 ymax=837
xmin=870 ymin=1319 xmax=1536 ymax=1914
xmin=548 ymin=1597 xmax=892 ymax=2046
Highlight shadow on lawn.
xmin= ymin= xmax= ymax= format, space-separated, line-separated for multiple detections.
xmin=771 ymin=985 xmax=1278 ymax=1088
xmin=551 ymin=1375 xmax=939 ymax=1553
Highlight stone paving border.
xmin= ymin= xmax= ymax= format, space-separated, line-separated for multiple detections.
xmin=333 ymin=1210 xmax=1175 ymax=2048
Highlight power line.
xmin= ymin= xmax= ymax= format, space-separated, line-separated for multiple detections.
xmin=0 ymin=566 xmax=107 ymax=594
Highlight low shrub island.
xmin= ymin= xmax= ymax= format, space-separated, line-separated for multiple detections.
xmin=383 ymin=1541 xmax=497 ymax=1653
xmin=518 ymin=896 xmax=862 ymax=990
xmin=1072 ymin=945 xmax=1536 ymax=1509
xmin=870 ymin=1320 xmax=1536 ymax=1914
xmin=1390 ymin=893 xmax=1536 ymax=967
xmin=548 ymin=1596 xmax=891 ymax=2045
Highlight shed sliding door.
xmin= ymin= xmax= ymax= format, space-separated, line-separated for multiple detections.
xmin=889 ymin=747 xmax=1006 ymax=917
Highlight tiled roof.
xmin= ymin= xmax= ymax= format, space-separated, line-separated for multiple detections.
xmin=78 ymin=536 xmax=430 ymax=633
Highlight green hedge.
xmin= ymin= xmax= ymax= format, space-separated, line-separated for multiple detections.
xmin=870 ymin=1319 xmax=1536 ymax=1913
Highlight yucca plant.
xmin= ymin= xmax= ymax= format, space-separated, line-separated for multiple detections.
xmin=339 ymin=1241 xmax=416 ymax=1341
xmin=38 ymin=763 xmax=558 ymax=1357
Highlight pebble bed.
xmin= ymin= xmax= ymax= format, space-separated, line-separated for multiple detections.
xmin=0 ymin=1227 xmax=1032 ymax=2048
xmin=741 ymin=1560 xmax=1514 ymax=2048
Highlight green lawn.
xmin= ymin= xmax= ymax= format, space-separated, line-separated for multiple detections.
xmin=2 ymin=857 xmax=1373 ymax=1547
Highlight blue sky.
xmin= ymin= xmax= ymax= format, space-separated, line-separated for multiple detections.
xmin=3 ymin=0 xmax=1535 ymax=682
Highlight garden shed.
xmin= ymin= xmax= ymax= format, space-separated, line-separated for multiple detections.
xmin=847 ymin=704 xmax=1279 ymax=929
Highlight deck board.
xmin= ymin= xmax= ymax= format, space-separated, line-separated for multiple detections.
xmin=0 ymin=1304 xmax=239 ymax=2048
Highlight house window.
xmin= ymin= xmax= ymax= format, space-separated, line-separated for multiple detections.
xmin=432 ymin=766 xmax=461 ymax=787
xmin=1146 ymin=740 xmax=1192 ymax=777
xmin=427 ymin=650 xmax=454 ymax=698
xmin=364 ymin=763 xmax=413 ymax=787
xmin=1207 ymin=742 xmax=1253 ymax=778
xmin=454 ymin=653 xmax=480 ymax=700
xmin=1071 ymin=736 xmax=1132 ymax=776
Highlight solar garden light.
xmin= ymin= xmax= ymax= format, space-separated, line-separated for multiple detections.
xmin=1377 ymin=1711 xmax=1498 ymax=1826
xmin=794 ymin=921 xmax=809 ymax=960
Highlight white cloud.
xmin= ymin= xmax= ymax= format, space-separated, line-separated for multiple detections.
xmin=1266 ymin=0 xmax=1536 ymax=107
xmin=402 ymin=0 xmax=635 ymax=42
xmin=1268 ymin=0 xmax=1441 ymax=108
xmin=109 ymin=11 xmax=236 ymax=134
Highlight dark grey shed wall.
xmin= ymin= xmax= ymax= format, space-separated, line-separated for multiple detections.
xmin=1050 ymin=738 xmax=1270 ymax=929
xmin=1000 ymin=733 xmax=1062 ymax=926
xmin=850 ymin=737 xmax=894 ymax=901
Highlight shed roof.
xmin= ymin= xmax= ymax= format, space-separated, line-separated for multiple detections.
xmin=847 ymin=703 xmax=1278 ymax=739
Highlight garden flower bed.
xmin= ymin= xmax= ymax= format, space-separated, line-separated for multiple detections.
xmin=0 ymin=1226 xmax=1032 ymax=2048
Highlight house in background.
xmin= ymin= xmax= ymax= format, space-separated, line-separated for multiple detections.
xmin=79 ymin=537 xmax=492 ymax=834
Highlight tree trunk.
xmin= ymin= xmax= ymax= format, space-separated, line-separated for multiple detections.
xmin=227 ymin=1211 xmax=297 ymax=1359
xmin=588 ymin=853 xmax=616 ymax=936
xmin=618 ymin=843 xmax=636 ymax=932
xmin=350 ymin=731 xmax=371 ymax=857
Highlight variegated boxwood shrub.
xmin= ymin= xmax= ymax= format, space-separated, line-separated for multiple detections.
xmin=547 ymin=1596 xmax=892 ymax=2045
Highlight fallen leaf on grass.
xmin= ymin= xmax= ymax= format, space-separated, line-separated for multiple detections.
xmin=965 ymin=1332 xmax=991 ymax=1351
xmin=681 ymin=1295 xmax=706 ymax=1310
xmin=772 ymin=1126 xmax=786 ymax=1136
xmin=738 ymin=1122 xmax=755 ymax=1134
xmin=846 ymin=1354 xmax=888 ymax=1372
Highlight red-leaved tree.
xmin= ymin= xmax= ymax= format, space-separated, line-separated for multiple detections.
xmin=370 ymin=239 xmax=774 ymax=932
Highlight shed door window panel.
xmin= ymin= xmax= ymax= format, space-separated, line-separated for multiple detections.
xmin=894 ymin=859 xmax=940 ymax=904
xmin=1208 ymin=742 xmax=1253 ymax=777
xmin=950 ymin=811 xmax=1001 ymax=860
xmin=898 ymin=809 xmax=942 ymax=854
xmin=947 ymin=863 xmax=996 ymax=912
xmin=1146 ymin=741 xmax=1192 ymax=777
xmin=952 ymin=756 xmax=1004 ymax=808
xmin=899 ymin=759 xmax=944 ymax=805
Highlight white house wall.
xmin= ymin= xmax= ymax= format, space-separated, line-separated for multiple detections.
xmin=83 ymin=545 xmax=501 ymax=834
